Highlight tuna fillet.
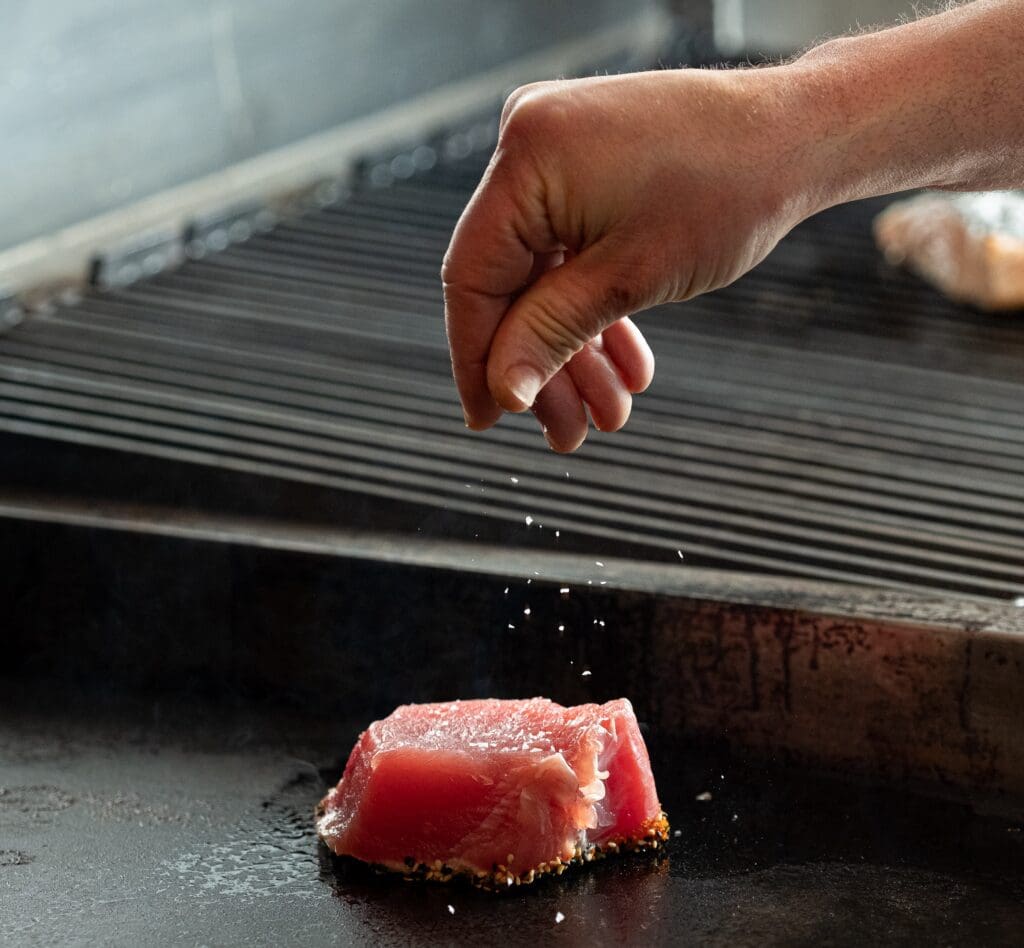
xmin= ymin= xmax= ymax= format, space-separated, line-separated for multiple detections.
xmin=316 ymin=697 xmax=667 ymax=887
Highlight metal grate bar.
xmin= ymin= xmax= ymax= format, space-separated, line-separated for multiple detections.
xmin=1 ymin=151 xmax=1023 ymax=600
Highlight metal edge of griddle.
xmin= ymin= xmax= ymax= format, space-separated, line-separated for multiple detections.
xmin=3 ymin=489 xmax=1024 ymax=810
xmin=1 ymin=490 xmax=1020 ymax=633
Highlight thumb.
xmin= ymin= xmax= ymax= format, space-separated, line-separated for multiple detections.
xmin=485 ymin=244 xmax=642 ymax=413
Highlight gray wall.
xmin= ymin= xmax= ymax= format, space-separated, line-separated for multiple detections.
xmin=1 ymin=0 xmax=651 ymax=253
xmin=713 ymin=0 xmax=919 ymax=56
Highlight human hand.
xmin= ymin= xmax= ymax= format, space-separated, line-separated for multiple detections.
xmin=442 ymin=67 xmax=820 ymax=451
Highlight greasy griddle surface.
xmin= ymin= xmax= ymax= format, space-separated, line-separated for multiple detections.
xmin=3 ymin=699 xmax=1023 ymax=947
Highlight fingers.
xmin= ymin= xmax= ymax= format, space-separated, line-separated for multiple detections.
xmin=565 ymin=339 xmax=633 ymax=433
xmin=601 ymin=317 xmax=655 ymax=394
xmin=530 ymin=368 xmax=588 ymax=453
xmin=485 ymin=243 xmax=642 ymax=414
xmin=442 ymin=160 xmax=557 ymax=430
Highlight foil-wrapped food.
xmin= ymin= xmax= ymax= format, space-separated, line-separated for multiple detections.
xmin=874 ymin=191 xmax=1024 ymax=311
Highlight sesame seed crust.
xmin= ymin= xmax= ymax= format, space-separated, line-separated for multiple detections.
xmin=317 ymin=811 xmax=671 ymax=891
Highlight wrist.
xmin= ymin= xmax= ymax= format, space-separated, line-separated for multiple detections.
xmin=778 ymin=1 xmax=1024 ymax=212
xmin=771 ymin=39 xmax=903 ymax=217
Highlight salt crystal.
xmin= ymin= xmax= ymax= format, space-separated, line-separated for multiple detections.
xmin=555 ymin=530 xmax=560 ymax=538
xmin=599 ymin=581 xmax=607 ymax=585
xmin=510 ymin=476 xmax=519 ymax=484
xmin=559 ymin=587 xmax=570 ymax=595
xmin=508 ymin=623 xmax=515 ymax=630
xmin=598 ymin=620 xmax=605 ymax=627
xmin=555 ymin=912 xmax=565 ymax=924
xmin=523 ymin=607 xmax=531 ymax=616
xmin=525 ymin=515 xmax=534 ymax=526
xmin=1014 ymin=596 xmax=1024 ymax=607
xmin=447 ymin=905 xmax=455 ymax=915
xmin=557 ymin=624 xmax=565 ymax=632
xmin=503 ymin=587 xmax=509 ymax=595
xmin=581 ymin=670 xmax=592 ymax=677
xmin=695 ymin=791 xmax=712 ymax=802
xmin=673 ymin=829 xmax=682 ymax=838
xmin=595 ymin=561 xmax=604 ymax=567
xmin=677 ymin=550 xmax=684 ymax=559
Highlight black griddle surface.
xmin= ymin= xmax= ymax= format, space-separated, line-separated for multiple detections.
xmin=4 ymin=699 xmax=1023 ymax=947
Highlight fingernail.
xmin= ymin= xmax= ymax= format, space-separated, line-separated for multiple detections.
xmin=504 ymin=365 xmax=544 ymax=411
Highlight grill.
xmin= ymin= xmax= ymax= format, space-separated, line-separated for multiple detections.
xmin=1 ymin=145 xmax=1023 ymax=601
xmin=5 ymin=105 xmax=1024 ymax=948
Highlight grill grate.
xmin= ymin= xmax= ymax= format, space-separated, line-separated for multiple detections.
xmin=1 ymin=150 xmax=1024 ymax=601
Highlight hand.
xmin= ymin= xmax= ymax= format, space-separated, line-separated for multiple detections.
xmin=441 ymin=68 xmax=819 ymax=452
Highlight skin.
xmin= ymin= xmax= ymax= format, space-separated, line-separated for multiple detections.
xmin=442 ymin=0 xmax=1024 ymax=452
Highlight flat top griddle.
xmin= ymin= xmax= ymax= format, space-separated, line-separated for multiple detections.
xmin=3 ymin=698 xmax=1023 ymax=948
xmin=4 ymin=98 xmax=1024 ymax=948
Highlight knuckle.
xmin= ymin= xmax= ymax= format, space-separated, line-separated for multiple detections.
xmin=440 ymin=249 xmax=458 ymax=287
xmin=499 ymin=83 xmax=567 ymax=144
xmin=522 ymin=294 xmax=592 ymax=365
xmin=500 ymin=81 xmax=548 ymax=128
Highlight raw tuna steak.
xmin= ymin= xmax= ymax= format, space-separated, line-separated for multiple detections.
xmin=316 ymin=697 xmax=667 ymax=887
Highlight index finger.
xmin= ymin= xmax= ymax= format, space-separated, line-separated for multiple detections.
xmin=441 ymin=157 xmax=557 ymax=429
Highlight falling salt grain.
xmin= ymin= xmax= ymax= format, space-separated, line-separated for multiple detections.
xmin=581 ymin=670 xmax=592 ymax=677
xmin=510 ymin=476 xmax=519 ymax=484
xmin=558 ymin=624 xmax=565 ymax=632
xmin=508 ymin=623 xmax=515 ymax=630
xmin=673 ymin=830 xmax=682 ymax=838
xmin=696 ymin=791 xmax=713 ymax=802
xmin=595 ymin=561 xmax=604 ymax=567
xmin=555 ymin=912 xmax=565 ymax=924
xmin=677 ymin=550 xmax=685 ymax=559
xmin=555 ymin=530 xmax=560 ymax=538
xmin=448 ymin=905 xmax=455 ymax=915
xmin=1014 ymin=596 xmax=1024 ymax=607
xmin=523 ymin=607 xmax=531 ymax=617
xmin=504 ymin=587 xmax=509 ymax=595
xmin=560 ymin=587 xmax=570 ymax=595
xmin=525 ymin=515 xmax=534 ymax=526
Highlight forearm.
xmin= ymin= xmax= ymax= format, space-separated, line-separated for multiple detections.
xmin=786 ymin=0 xmax=1024 ymax=215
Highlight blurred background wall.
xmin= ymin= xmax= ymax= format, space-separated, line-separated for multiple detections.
xmin=712 ymin=0 xmax=919 ymax=55
xmin=1 ymin=0 xmax=921 ymax=257
xmin=0 ymin=0 xmax=654 ymax=254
